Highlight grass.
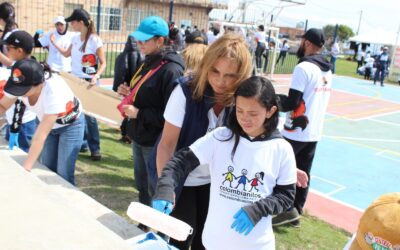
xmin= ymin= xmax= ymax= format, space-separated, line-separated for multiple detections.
xmin=75 ymin=123 xmax=351 ymax=249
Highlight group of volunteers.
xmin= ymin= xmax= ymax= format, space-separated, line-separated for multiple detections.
xmin=0 ymin=3 xmax=336 ymax=249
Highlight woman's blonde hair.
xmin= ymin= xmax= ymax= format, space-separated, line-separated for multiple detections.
xmin=181 ymin=43 xmax=208 ymax=73
xmin=191 ymin=33 xmax=252 ymax=106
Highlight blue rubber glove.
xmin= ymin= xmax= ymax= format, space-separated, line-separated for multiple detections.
xmin=231 ymin=208 xmax=254 ymax=236
xmin=152 ymin=200 xmax=173 ymax=215
xmin=35 ymin=29 xmax=44 ymax=35
xmin=8 ymin=132 xmax=19 ymax=150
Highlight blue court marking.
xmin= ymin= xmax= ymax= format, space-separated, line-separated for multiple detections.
xmin=333 ymin=76 xmax=400 ymax=103
xmin=312 ymin=137 xmax=400 ymax=210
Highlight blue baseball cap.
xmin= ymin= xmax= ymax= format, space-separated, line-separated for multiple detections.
xmin=132 ymin=16 xmax=169 ymax=41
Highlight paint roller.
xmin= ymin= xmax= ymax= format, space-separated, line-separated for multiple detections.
xmin=127 ymin=202 xmax=193 ymax=241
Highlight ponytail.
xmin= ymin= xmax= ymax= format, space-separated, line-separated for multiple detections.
xmin=39 ymin=61 xmax=53 ymax=80
xmin=0 ymin=2 xmax=18 ymax=40
xmin=80 ymin=18 xmax=96 ymax=52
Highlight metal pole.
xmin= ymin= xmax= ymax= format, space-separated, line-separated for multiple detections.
xmin=96 ymin=0 xmax=101 ymax=35
xmin=333 ymin=24 xmax=339 ymax=42
xmin=357 ymin=10 xmax=363 ymax=35
xmin=388 ymin=24 xmax=400 ymax=81
xmin=304 ymin=19 xmax=308 ymax=32
xmin=169 ymin=0 xmax=174 ymax=23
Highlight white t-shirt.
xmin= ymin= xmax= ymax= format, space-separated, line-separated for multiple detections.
xmin=282 ymin=62 xmax=332 ymax=142
xmin=70 ymin=34 xmax=103 ymax=79
xmin=164 ymin=84 xmax=226 ymax=186
xmin=356 ymin=50 xmax=365 ymax=61
xmin=281 ymin=43 xmax=290 ymax=52
xmin=6 ymin=74 xmax=82 ymax=129
xmin=365 ymin=57 xmax=375 ymax=68
xmin=331 ymin=42 xmax=340 ymax=58
xmin=189 ymin=127 xmax=296 ymax=250
xmin=255 ymin=31 xmax=266 ymax=44
xmin=39 ymin=31 xmax=76 ymax=72
xmin=0 ymin=67 xmax=36 ymax=124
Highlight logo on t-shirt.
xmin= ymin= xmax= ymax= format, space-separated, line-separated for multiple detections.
xmin=284 ymin=100 xmax=309 ymax=131
xmin=220 ymin=166 xmax=264 ymax=203
xmin=82 ymin=54 xmax=98 ymax=75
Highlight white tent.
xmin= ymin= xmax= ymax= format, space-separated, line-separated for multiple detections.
xmin=349 ymin=29 xmax=400 ymax=46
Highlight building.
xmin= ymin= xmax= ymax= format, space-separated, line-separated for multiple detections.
xmin=8 ymin=0 xmax=227 ymax=42
xmin=277 ymin=26 xmax=304 ymax=41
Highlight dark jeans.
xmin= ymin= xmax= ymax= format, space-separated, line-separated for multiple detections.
xmin=284 ymin=138 xmax=318 ymax=214
xmin=255 ymin=42 xmax=266 ymax=69
xmin=132 ymin=141 xmax=153 ymax=206
xmin=330 ymin=56 xmax=337 ymax=74
xmin=82 ymin=114 xmax=101 ymax=153
xmin=6 ymin=119 xmax=38 ymax=153
xmin=374 ymin=67 xmax=386 ymax=85
xmin=263 ymin=49 xmax=270 ymax=73
xmin=276 ymin=51 xmax=287 ymax=65
xmin=170 ymin=184 xmax=210 ymax=250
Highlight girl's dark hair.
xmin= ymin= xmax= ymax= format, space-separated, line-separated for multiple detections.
xmin=39 ymin=61 xmax=52 ymax=80
xmin=258 ymin=25 xmax=264 ymax=32
xmin=226 ymin=76 xmax=279 ymax=160
xmin=80 ymin=9 xmax=96 ymax=52
xmin=0 ymin=2 xmax=17 ymax=40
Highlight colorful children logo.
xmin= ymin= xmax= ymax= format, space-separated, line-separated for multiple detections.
xmin=221 ymin=166 xmax=264 ymax=192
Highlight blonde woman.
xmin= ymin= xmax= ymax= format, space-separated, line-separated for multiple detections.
xmin=181 ymin=30 xmax=208 ymax=74
xmin=150 ymin=33 xmax=252 ymax=250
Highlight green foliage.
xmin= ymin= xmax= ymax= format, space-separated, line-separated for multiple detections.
xmin=323 ymin=24 xmax=355 ymax=42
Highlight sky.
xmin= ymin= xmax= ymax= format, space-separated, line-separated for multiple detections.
xmin=211 ymin=0 xmax=400 ymax=36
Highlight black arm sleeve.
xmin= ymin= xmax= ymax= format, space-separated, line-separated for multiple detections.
xmin=153 ymin=147 xmax=200 ymax=203
xmin=277 ymin=89 xmax=303 ymax=112
xmin=242 ymin=183 xmax=296 ymax=225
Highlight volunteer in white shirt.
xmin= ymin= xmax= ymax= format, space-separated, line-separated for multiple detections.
xmin=38 ymin=16 xmax=75 ymax=72
xmin=153 ymin=76 xmax=296 ymax=250
xmin=0 ymin=59 xmax=84 ymax=185
xmin=53 ymin=8 xmax=106 ymax=161
xmin=274 ymin=28 xmax=333 ymax=227
xmin=254 ymin=25 xmax=266 ymax=71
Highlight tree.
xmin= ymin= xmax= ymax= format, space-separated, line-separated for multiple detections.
xmin=322 ymin=24 xmax=355 ymax=42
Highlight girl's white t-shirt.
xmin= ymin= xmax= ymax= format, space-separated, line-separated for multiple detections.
xmin=255 ymin=31 xmax=266 ymax=44
xmin=5 ymin=74 xmax=82 ymax=129
xmin=39 ymin=31 xmax=76 ymax=72
xmin=190 ymin=127 xmax=297 ymax=250
xmin=70 ymin=34 xmax=103 ymax=79
xmin=164 ymin=84 xmax=226 ymax=186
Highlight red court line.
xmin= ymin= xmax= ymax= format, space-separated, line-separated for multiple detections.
xmin=328 ymin=90 xmax=400 ymax=120
xmin=305 ymin=191 xmax=362 ymax=233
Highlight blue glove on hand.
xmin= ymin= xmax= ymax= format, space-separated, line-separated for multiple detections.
xmin=231 ymin=208 xmax=254 ymax=236
xmin=8 ymin=132 xmax=19 ymax=150
xmin=35 ymin=29 xmax=44 ymax=35
xmin=152 ymin=200 xmax=173 ymax=215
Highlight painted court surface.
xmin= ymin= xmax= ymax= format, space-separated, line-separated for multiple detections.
xmin=273 ymin=75 xmax=400 ymax=232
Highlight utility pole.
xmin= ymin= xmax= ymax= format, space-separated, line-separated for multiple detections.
xmin=169 ymin=0 xmax=174 ymax=24
xmin=304 ymin=19 xmax=308 ymax=32
xmin=357 ymin=10 xmax=363 ymax=35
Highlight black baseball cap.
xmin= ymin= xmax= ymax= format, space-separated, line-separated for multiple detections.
xmin=2 ymin=31 xmax=34 ymax=54
xmin=185 ymin=30 xmax=205 ymax=44
xmin=5 ymin=59 xmax=45 ymax=96
xmin=302 ymin=28 xmax=325 ymax=48
xmin=65 ymin=8 xmax=90 ymax=25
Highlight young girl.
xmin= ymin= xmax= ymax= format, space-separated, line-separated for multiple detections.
xmin=153 ymin=76 xmax=297 ymax=250
xmin=54 ymin=8 xmax=106 ymax=161
xmin=0 ymin=1 xmax=18 ymax=67
xmin=0 ymin=59 xmax=84 ymax=185
xmin=151 ymin=33 xmax=251 ymax=250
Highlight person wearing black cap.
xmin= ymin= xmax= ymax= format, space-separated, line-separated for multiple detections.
xmin=0 ymin=59 xmax=84 ymax=185
xmin=54 ymin=8 xmax=106 ymax=161
xmin=272 ymin=28 xmax=333 ymax=227
xmin=181 ymin=30 xmax=207 ymax=74
xmin=1 ymin=30 xmax=38 ymax=153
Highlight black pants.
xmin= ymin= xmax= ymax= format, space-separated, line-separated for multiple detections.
xmin=170 ymin=184 xmax=210 ymax=250
xmin=255 ymin=42 xmax=266 ymax=69
xmin=284 ymin=138 xmax=317 ymax=214
xmin=276 ymin=51 xmax=287 ymax=65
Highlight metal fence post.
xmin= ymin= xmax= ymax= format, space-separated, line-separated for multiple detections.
xmin=97 ymin=0 xmax=101 ymax=35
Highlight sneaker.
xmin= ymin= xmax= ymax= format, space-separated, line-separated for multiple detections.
xmin=272 ymin=208 xmax=300 ymax=227
xmin=290 ymin=219 xmax=301 ymax=228
xmin=90 ymin=152 xmax=102 ymax=161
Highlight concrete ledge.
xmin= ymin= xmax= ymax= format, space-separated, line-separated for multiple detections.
xmin=0 ymin=137 xmax=142 ymax=249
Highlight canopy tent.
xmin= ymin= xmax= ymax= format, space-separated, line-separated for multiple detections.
xmin=349 ymin=30 xmax=400 ymax=46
